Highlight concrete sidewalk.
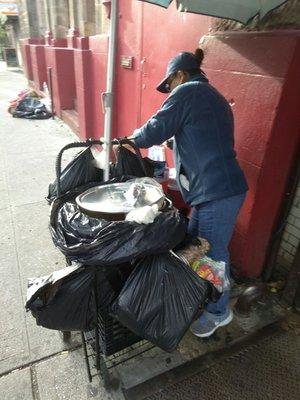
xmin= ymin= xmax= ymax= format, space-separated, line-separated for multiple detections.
xmin=0 ymin=64 xmax=117 ymax=399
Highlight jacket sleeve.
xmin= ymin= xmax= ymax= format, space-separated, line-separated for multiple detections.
xmin=133 ymin=87 xmax=190 ymax=148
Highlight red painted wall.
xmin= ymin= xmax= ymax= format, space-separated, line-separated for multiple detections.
xmin=113 ymin=1 xmax=143 ymax=137
xmin=21 ymin=43 xmax=33 ymax=80
xmin=89 ymin=35 xmax=109 ymax=139
xmin=44 ymin=46 xmax=76 ymax=116
xmin=89 ymin=1 xmax=212 ymax=161
xmin=201 ymin=31 xmax=300 ymax=277
xmin=140 ymin=3 xmax=211 ymax=126
xmin=30 ymin=45 xmax=47 ymax=90
xmin=113 ymin=1 xmax=211 ymax=137
xmin=74 ymin=38 xmax=93 ymax=139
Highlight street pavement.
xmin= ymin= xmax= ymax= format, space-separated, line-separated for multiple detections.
xmin=0 ymin=63 xmax=118 ymax=399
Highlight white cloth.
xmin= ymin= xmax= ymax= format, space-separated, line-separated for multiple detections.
xmin=125 ymin=204 xmax=160 ymax=224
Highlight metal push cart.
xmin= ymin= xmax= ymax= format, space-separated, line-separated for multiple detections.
xmin=53 ymin=138 xmax=156 ymax=388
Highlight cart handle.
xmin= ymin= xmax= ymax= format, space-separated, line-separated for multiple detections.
xmin=55 ymin=138 xmax=147 ymax=197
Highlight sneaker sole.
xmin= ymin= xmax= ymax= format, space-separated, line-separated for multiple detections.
xmin=191 ymin=311 xmax=233 ymax=338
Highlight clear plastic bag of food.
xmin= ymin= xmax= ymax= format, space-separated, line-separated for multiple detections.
xmin=190 ymin=256 xmax=230 ymax=293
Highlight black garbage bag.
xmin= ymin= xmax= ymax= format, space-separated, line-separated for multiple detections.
xmin=47 ymin=148 xmax=103 ymax=203
xmin=12 ymin=96 xmax=52 ymax=119
xmin=26 ymin=264 xmax=96 ymax=331
xmin=50 ymin=201 xmax=188 ymax=265
xmin=113 ymin=145 xmax=155 ymax=178
xmin=25 ymin=264 xmax=122 ymax=331
xmin=113 ymin=252 xmax=218 ymax=352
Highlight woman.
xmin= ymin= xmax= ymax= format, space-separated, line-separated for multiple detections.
xmin=128 ymin=49 xmax=248 ymax=337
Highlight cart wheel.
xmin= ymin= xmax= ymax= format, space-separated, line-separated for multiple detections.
xmin=99 ymin=355 xmax=112 ymax=389
xmin=61 ymin=331 xmax=71 ymax=342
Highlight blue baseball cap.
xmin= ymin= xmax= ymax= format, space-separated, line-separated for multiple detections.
xmin=156 ymin=52 xmax=200 ymax=93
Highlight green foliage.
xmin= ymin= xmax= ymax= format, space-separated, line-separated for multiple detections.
xmin=0 ymin=12 xmax=8 ymax=41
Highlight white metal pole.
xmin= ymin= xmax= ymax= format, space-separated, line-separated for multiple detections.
xmin=103 ymin=0 xmax=118 ymax=181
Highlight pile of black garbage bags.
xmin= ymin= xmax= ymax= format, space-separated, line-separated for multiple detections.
xmin=9 ymin=92 xmax=52 ymax=119
xmin=26 ymin=145 xmax=217 ymax=352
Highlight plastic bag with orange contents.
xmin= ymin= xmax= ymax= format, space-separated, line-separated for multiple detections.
xmin=191 ymin=256 xmax=229 ymax=293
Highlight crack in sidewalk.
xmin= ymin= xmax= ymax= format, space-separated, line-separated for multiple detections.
xmin=0 ymin=343 xmax=82 ymax=379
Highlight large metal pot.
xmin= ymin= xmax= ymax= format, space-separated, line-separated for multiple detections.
xmin=76 ymin=181 xmax=165 ymax=220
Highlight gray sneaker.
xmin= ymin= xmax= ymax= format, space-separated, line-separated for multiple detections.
xmin=190 ymin=309 xmax=233 ymax=338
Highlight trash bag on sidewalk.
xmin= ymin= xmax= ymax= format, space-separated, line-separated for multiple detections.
xmin=51 ymin=202 xmax=187 ymax=265
xmin=12 ymin=96 xmax=52 ymax=119
xmin=47 ymin=148 xmax=103 ymax=203
xmin=8 ymin=89 xmax=39 ymax=115
xmin=25 ymin=264 xmax=119 ymax=331
xmin=112 ymin=144 xmax=155 ymax=178
xmin=113 ymin=252 xmax=217 ymax=352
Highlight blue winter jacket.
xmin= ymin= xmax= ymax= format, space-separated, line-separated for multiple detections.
xmin=133 ymin=74 xmax=248 ymax=206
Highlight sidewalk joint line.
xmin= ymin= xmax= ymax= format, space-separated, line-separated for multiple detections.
xmin=10 ymin=200 xmax=46 ymax=208
xmin=30 ymin=365 xmax=40 ymax=400
xmin=0 ymin=343 xmax=82 ymax=379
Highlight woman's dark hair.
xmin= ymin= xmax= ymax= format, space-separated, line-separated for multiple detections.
xmin=194 ymin=48 xmax=204 ymax=65
xmin=185 ymin=48 xmax=205 ymax=77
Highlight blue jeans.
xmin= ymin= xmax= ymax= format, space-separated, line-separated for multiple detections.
xmin=188 ymin=193 xmax=246 ymax=315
